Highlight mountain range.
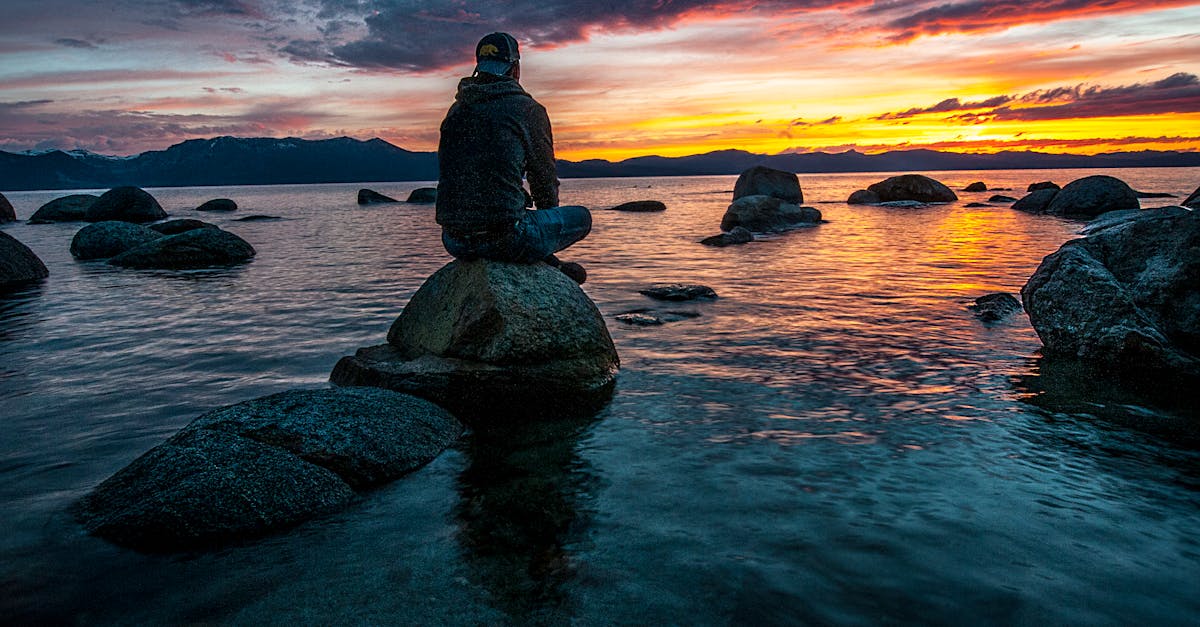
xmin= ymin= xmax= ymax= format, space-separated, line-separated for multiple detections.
xmin=2 ymin=136 xmax=1198 ymax=191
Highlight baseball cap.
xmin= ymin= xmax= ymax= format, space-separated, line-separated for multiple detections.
xmin=475 ymin=32 xmax=520 ymax=76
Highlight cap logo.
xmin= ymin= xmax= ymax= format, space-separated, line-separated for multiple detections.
xmin=479 ymin=44 xmax=499 ymax=57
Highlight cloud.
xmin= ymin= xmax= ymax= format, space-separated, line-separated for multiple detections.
xmin=790 ymin=116 xmax=843 ymax=126
xmin=54 ymin=38 xmax=97 ymax=49
xmin=883 ymin=0 xmax=1200 ymax=41
xmin=875 ymin=95 xmax=1012 ymax=120
xmin=788 ymin=134 xmax=1200 ymax=154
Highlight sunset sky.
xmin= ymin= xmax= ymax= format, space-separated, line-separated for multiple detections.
xmin=2 ymin=0 xmax=1199 ymax=161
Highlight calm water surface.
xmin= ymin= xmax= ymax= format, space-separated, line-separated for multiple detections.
xmin=1 ymin=168 xmax=1198 ymax=624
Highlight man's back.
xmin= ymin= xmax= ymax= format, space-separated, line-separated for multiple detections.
xmin=436 ymin=74 xmax=559 ymax=232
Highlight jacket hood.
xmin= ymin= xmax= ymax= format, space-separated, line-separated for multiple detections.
xmin=455 ymin=75 xmax=530 ymax=106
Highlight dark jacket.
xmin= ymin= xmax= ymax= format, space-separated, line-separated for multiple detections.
xmin=435 ymin=74 xmax=559 ymax=232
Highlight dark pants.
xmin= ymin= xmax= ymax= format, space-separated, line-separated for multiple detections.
xmin=441 ymin=205 xmax=591 ymax=263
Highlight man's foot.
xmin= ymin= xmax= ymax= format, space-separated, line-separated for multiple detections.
xmin=544 ymin=255 xmax=587 ymax=284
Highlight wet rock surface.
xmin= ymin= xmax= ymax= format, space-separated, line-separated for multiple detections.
xmin=406 ymin=187 xmax=438 ymax=204
xmin=733 ymin=166 xmax=803 ymax=204
xmin=70 ymin=221 xmax=163 ymax=260
xmin=866 ymin=174 xmax=958 ymax=203
xmin=720 ymin=195 xmax=821 ymax=233
xmin=196 ymin=198 xmax=237 ymax=212
xmin=358 ymin=189 xmax=399 ymax=205
xmin=29 ymin=194 xmax=98 ymax=223
xmin=989 ymin=195 xmax=1018 ymax=203
xmin=148 ymin=219 xmax=219 ymax=235
xmin=108 ymin=227 xmax=255 ymax=268
xmin=969 ymin=292 xmax=1022 ymax=323
xmin=639 ymin=284 xmax=717 ymax=301
xmin=700 ymin=226 xmax=753 ymax=247
xmin=85 ymin=187 xmax=167 ymax=224
xmin=0 ymin=231 xmax=49 ymax=287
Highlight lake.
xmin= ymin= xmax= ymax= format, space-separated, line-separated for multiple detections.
xmin=2 ymin=168 xmax=1198 ymax=624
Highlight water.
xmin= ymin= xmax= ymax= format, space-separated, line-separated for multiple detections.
xmin=2 ymin=169 xmax=1198 ymax=624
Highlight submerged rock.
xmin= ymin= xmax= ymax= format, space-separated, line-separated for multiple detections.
xmin=847 ymin=189 xmax=881 ymax=205
xmin=1044 ymin=175 xmax=1139 ymax=218
xmin=29 ymin=194 xmax=98 ymax=223
xmin=1021 ymin=209 xmax=1200 ymax=384
xmin=0 ymin=231 xmax=49 ymax=287
xmin=358 ymin=189 xmax=399 ymax=205
xmin=989 ymin=195 xmax=1018 ymax=203
xmin=85 ymin=187 xmax=167 ymax=224
xmin=1011 ymin=188 xmax=1059 ymax=214
xmin=0 ymin=192 xmax=15 ymax=223
xmin=639 ymin=284 xmax=717 ymax=301
xmin=108 ymin=227 xmax=255 ymax=268
xmin=700 ymin=226 xmax=754 ymax=247
xmin=196 ymin=198 xmax=237 ymax=212
xmin=234 ymin=214 xmax=281 ymax=222
xmin=1028 ymin=181 xmax=1060 ymax=192
xmin=70 ymin=221 xmax=163 ymax=260
xmin=969 ymin=292 xmax=1021 ymax=323
xmin=609 ymin=200 xmax=666 ymax=212
xmin=405 ymin=187 xmax=437 ymax=204
xmin=720 ymin=195 xmax=820 ymax=233
xmin=331 ymin=260 xmax=619 ymax=422
xmin=733 ymin=166 xmax=803 ymax=204
xmin=1134 ymin=190 xmax=1176 ymax=199
xmin=963 ymin=182 xmax=987 ymax=192
xmin=615 ymin=312 xmax=664 ymax=326
xmin=965 ymin=202 xmax=991 ymax=208
xmin=76 ymin=387 xmax=460 ymax=552
xmin=148 ymin=219 xmax=219 ymax=235
xmin=867 ymin=174 xmax=957 ymax=203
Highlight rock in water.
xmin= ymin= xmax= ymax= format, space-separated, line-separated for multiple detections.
xmin=70 ymin=221 xmax=163 ymax=260
xmin=85 ymin=187 xmax=167 ymax=223
xmin=0 ymin=192 xmax=15 ymax=223
xmin=1182 ymin=185 xmax=1199 ymax=208
xmin=29 ymin=194 xmax=98 ymax=223
xmin=639 ymin=284 xmax=717 ymax=301
xmin=867 ymin=174 xmax=958 ymax=203
xmin=964 ymin=182 xmax=987 ymax=192
xmin=609 ymin=200 xmax=666 ymax=212
xmin=720 ymin=195 xmax=821 ymax=233
xmin=1021 ymin=209 xmax=1200 ymax=384
xmin=1044 ymin=175 xmax=1139 ymax=218
xmin=330 ymin=260 xmax=619 ymax=422
xmin=405 ymin=187 xmax=437 ymax=204
xmin=989 ymin=195 xmax=1018 ymax=203
xmin=700 ymin=226 xmax=753 ymax=247
xmin=108 ymin=227 xmax=255 ymax=268
xmin=148 ymin=219 xmax=219 ymax=235
xmin=1027 ymin=181 xmax=1060 ymax=192
xmin=847 ymin=189 xmax=881 ymax=205
xmin=234 ymin=215 xmax=281 ymax=222
xmin=733 ymin=166 xmax=803 ymax=204
xmin=969 ymin=292 xmax=1021 ymax=323
xmin=196 ymin=198 xmax=237 ymax=212
xmin=1011 ymin=188 xmax=1059 ymax=214
xmin=0 ymin=231 xmax=49 ymax=287
xmin=75 ymin=387 xmax=461 ymax=552
xmin=358 ymin=189 xmax=399 ymax=205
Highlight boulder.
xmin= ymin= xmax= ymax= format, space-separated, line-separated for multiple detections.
xmin=108 ymin=227 xmax=255 ymax=268
xmin=639 ymin=284 xmax=717 ymax=301
xmin=85 ymin=187 xmax=167 ymax=223
xmin=700 ymin=226 xmax=754 ymax=247
xmin=847 ymin=189 xmax=881 ymax=205
xmin=330 ymin=260 xmax=619 ymax=422
xmin=75 ymin=387 xmax=460 ymax=552
xmin=733 ymin=166 xmax=802 ymax=204
xmin=196 ymin=198 xmax=237 ymax=212
xmin=70 ymin=221 xmax=163 ymax=260
xmin=1021 ymin=209 xmax=1200 ymax=384
xmin=1182 ymin=185 xmax=1199 ymax=208
xmin=148 ymin=219 xmax=219 ymax=235
xmin=358 ymin=189 xmax=399 ymax=205
xmin=963 ymin=182 xmax=987 ymax=192
xmin=609 ymin=200 xmax=666 ymax=212
xmin=1044 ymin=175 xmax=1139 ymax=218
xmin=866 ymin=174 xmax=958 ymax=203
xmin=0 ymin=192 xmax=15 ymax=223
xmin=0 ymin=231 xmax=49 ymax=287
xmin=968 ymin=292 xmax=1021 ymax=323
xmin=29 ymin=194 xmax=98 ymax=223
xmin=1028 ymin=181 xmax=1060 ymax=192
xmin=989 ymin=195 xmax=1018 ymax=203
xmin=1011 ymin=188 xmax=1059 ymax=214
xmin=720 ymin=195 xmax=821 ymax=233
xmin=405 ymin=187 xmax=437 ymax=204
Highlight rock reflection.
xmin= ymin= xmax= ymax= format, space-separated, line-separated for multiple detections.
xmin=454 ymin=411 xmax=602 ymax=623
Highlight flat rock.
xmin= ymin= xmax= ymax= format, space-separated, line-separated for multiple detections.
xmin=1045 ymin=175 xmax=1139 ymax=218
xmin=196 ymin=198 xmax=237 ymax=212
xmin=29 ymin=194 xmax=98 ymax=223
xmin=406 ymin=187 xmax=437 ymax=204
xmin=234 ymin=214 xmax=281 ymax=221
xmin=609 ymin=200 xmax=666 ymax=212
xmin=0 ymin=231 xmax=49 ymax=287
xmin=733 ymin=166 xmax=802 ymax=204
xmin=85 ymin=187 xmax=167 ymax=223
xmin=1011 ymin=188 xmax=1059 ymax=214
xmin=70 ymin=221 xmax=163 ymax=260
xmin=1028 ymin=181 xmax=1060 ymax=192
xmin=963 ymin=182 xmax=987 ymax=192
xmin=867 ymin=174 xmax=957 ymax=203
xmin=989 ymin=195 xmax=1018 ymax=203
xmin=700 ymin=226 xmax=754 ymax=247
xmin=109 ymin=227 xmax=255 ymax=268
xmin=358 ymin=189 xmax=399 ymax=205
xmin=149 ymin=219 xmax=219 ymax=235
xmin=965 ymin=202 xmax=991 ymax=208
xmin=639 ymin=283 xmax=717 ymax=301
xmin=847 ymin=189 xmax=881 ymax=205
xmin=0 ymin=192 xmax=15 ymax=223
xmin=1134 ymin=190 xmax=1175 ymax=199
xmin=721 ymin=195 xmax=821 ymax=232
xmin=968 ymin=292 xmax=1021 ymax=323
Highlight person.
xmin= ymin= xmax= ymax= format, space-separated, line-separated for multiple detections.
xmin=435 ymin=32 xmax=591 ymax=284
